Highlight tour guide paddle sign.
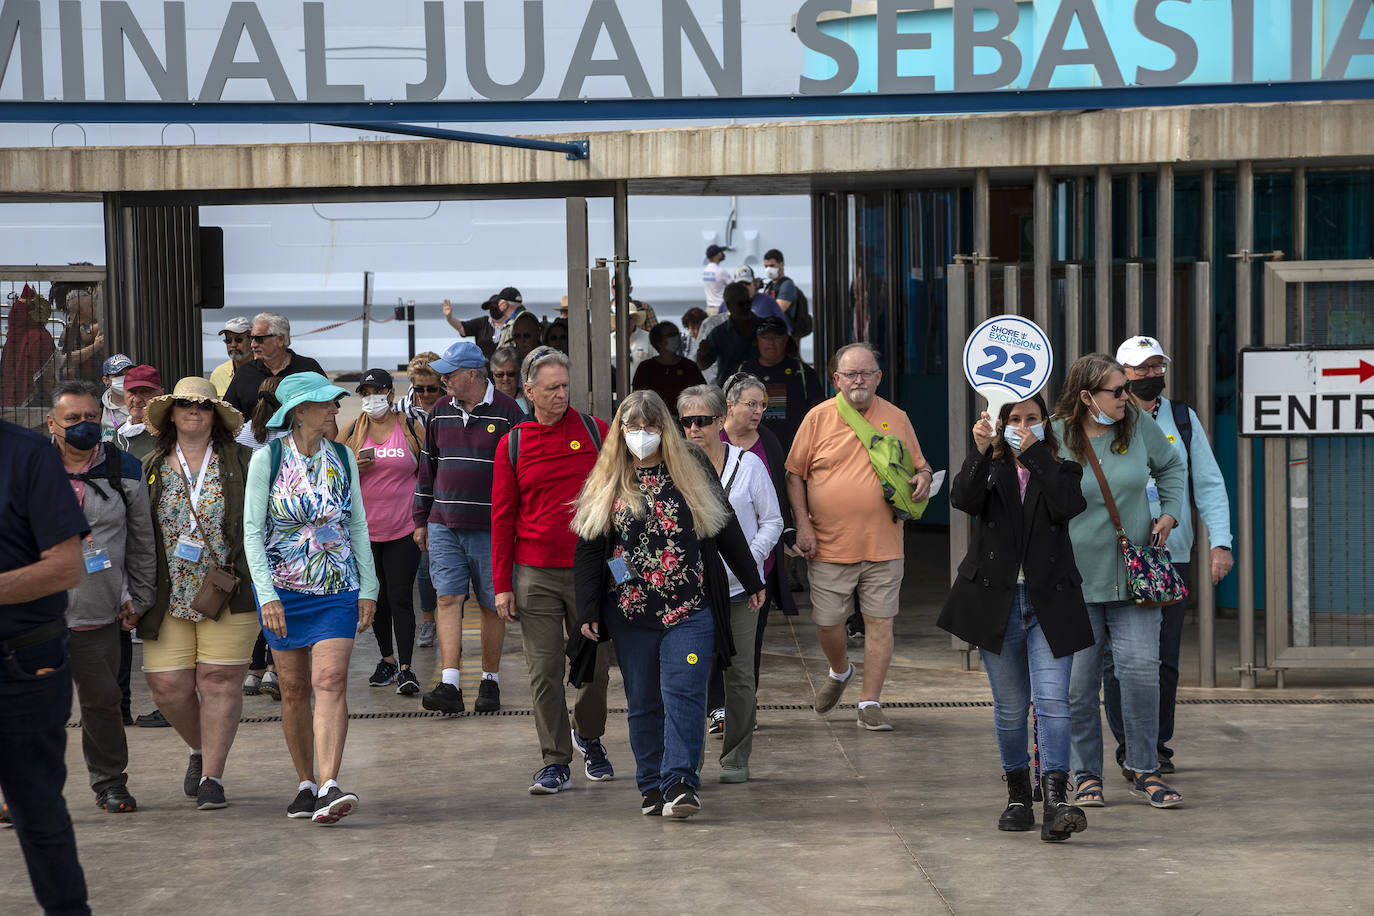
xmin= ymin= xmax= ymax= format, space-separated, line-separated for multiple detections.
xmin=963 ymin=315 xmax=1054 ymax=425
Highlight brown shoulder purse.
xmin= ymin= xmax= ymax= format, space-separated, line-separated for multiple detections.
xmin=182 ymin=464 xmax=240 ymax=621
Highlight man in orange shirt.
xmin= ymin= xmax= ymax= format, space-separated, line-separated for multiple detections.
xmin=785 ymin=343 xmax=932 ymax=731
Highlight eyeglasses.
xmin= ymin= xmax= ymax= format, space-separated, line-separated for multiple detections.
xmin=1093 ymin=385 xmax=1129 ymax=399
xmin=679 ymin=415 xmax=718 ymax=429
xmin=412 ymin=385 xmax=441 ymax=394
xmin=734 ymin=399 xmax=766 ymax=412
xmin=835 ymin=369 xmax=880 ymax=381
xmin=623 ymin=425 xmax=661 ymax=434
xmin=492 ymin=371 xmax=519 ymax=380
xmin=174 ymin=398 xmax=214 ymax=411
xmin=249 ymin=334 xmax=277 ymax=343
xmin=1130 ymin=363 xmax=1169 ymax=377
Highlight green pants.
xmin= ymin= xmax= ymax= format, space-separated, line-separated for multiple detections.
xmin=719 ymin=596 xmax=758 ymax=770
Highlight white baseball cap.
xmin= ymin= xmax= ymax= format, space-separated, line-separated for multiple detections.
xmin=1116 ymin=336 xmax=1171 ymax=367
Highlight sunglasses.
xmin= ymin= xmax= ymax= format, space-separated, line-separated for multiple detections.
xmin=174 ymin=398 xmax=215 ymax=411
xmin=1093 ymin=385 xmax=1129 ymax=399
xmin=249 ymin=334 xmax=277 ymax=343
xmin=679 ymin=415 xmax=718 ymax=429
xmin=412 ymin=385 xmax=441 ymax=394
xmin=223 ymin=334 xmax=249 ymax=344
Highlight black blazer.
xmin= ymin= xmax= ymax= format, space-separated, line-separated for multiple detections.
xmin=938 ymin=439 xmax=1094 ymax=658
xmin=735 ymin=424 xmax=797 ymax=615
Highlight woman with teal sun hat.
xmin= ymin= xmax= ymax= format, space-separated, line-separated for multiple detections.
xmin=243 ymin=371 xmax=379 ymax=826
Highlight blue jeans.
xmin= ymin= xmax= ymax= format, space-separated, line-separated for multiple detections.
xmin=607 ymin=608 xmax=715 ymax=795
xmin=0 ymin=632 xmax=91 ymax=916
xmin=426 ymin=524 xmax=495 ymax=608
xmin=1103 ymin=563 xmax=1190 ymax=761
xmin=979 ymin=585 xmax=1072 ymax=774
xmin=1069 ymin=601 xmax=1163 ymax=783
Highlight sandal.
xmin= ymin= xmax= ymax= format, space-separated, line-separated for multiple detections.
xmin=1129 ymin=771 xmax=1183 ymax=809
xmin=1073 ymin=777 xmax=1105 ymax=807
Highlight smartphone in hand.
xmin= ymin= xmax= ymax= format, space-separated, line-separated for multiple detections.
xmin=358 ymin=447 xmax=376 ymax=461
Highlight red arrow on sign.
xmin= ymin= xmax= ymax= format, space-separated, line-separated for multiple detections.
xmin=1322 ymin=360 xmax=1374 ymax=383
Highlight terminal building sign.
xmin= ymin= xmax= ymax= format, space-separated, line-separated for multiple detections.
xmin=2 ymin=1 xmax=1374 ymax=104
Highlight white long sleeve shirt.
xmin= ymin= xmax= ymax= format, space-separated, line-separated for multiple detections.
xmin=718 ymin=444 xmax=782 ymax=598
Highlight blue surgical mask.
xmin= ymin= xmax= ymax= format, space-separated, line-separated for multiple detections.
xmin=1090 ymin=395 xmax=1117 ymax=427
xmin=1004 ymin=422 xmax=1045 ymax=452
xmin=60 ymin=420 xmax=102 ymax=451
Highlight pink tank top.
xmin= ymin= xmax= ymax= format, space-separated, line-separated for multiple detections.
xmin=358 ymin=421 xmax=418 ymax=542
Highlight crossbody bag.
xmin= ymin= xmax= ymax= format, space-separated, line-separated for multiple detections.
xmin=1082 ymin=444 xmax=1188 ymax=608
xmin=181 ymin=465 xmax=240 ymax=621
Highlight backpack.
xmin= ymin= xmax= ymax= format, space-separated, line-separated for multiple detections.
xmin=68 ymin=441 xmax=129 ymax=509
xmin=508 ymin=411 xmax=602 ymax=469
xmin=267 ymin=437 xmax=353 ymax=489
xmin=789 ymin=286 xmax=813 ymax=337
xmin=1170 ymin=400 xmax=1193 ymax=454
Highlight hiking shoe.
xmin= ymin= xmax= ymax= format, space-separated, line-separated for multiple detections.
xmin=641 ymin=788 xmax=664 ymax=815
xmin=396 ymin=668 xmax=421 ymax=696
xmin=96 ymin=786 xmax=137 ymax=813
xmin=814 ymin=667 xmax=853 ymax=715
xmin=242 ymin=672 xmax=262 ymax=696
xmin=474 ymin=678 xmax=501 ymax=713
xmin=573 ymin=731 xmax=615 ymax=781
xmin=661 ymin=783 xmax=701 ymax=819
xmin=312 ymin=786 xmax=359 ymax=825
xmin=528 ymin=764 xmax=571 ymax=795
xmin=707 ymin=707 xmax=725 ymax=737
xmin=857 ymin=704 xmax=894 ymax=731
xmin=183 ymin=753 xmax=203 ymax=798
xmin=417 ymin=621 xmax=436 ymax=647
xmin=135 ymin=709 xmax=169 ymax=727
xmin=260 ymin=671 xmax=281 ymax=701
xmin=422 ymin=683 xmax=464 ymax=715
xmin=196 ymin=780 xmax=228 ymax=810
xmin=369 ymin=659 xmax=399 ymax=687
xmin=287 ymin=787 xmax=317 ymax=819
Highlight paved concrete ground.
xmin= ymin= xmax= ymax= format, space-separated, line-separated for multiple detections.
xmin=5 ymin=534 xmax=1373 ymax=915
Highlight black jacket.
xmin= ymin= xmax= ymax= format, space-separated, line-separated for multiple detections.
xmin=938 ymin=440 xmax=1093 ymax=658
xmin=223 ymin=350 xmax=326 ymax=418
xmin=573 ymin=455 xmax=765 ymax=671
xmin=747 ymin=424 xmax=797 ymax=615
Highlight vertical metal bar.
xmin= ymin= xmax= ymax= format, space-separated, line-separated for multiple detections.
xmin=1074 ymin=177 xmax=1087 ymax=262
xmin=1065 ymin=263 xmax=1082 ymax=361
xmin=1262 ymin=263 xmax=1288 ymax=684
xmin=1095 ymin=166 xmax=1112 ymax=352
xmin=974 ymin=169 xmax=990 ymax=322
xmin=565 ymin=197 xmax=591 ymax=413
xmin=1125 ymin=261 xmax=1142 ymax=337
xmin=1033 ymin=167 xmax=1052 ymax=332
xmin=1235 ymin=160 xmax=1256 ymax=688
xmin=1002 ymin=265 xmax=1020 ymax=315
xmin=1201 ymin=170 xmax=1216 ymax=264
xmin=589 ymin=264 xmax=612 ymax=422
xmin=613 ymin=183 xmax=631 ymax=408
xmin=947 ymin=263 xmax=973 ymax=669
xmin=1193 ymin=261 xmax=1216 ymax=687
xmin=1156 ymin=163 xmax=1175 ymax=355
xmin=407 ymin=300 xmax=416 ymax=363
xmin=1288 ymin=169 xmax=1311 ymax=657
xmin=1127 ymin=172 xmax=1140 ymax=260
xmin=361 ymin=271 xmax=373 ymax=372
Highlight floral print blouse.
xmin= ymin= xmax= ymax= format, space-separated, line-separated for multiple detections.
xmin=156 ymin=452 xmax=227 ymax=623
xmin=265 ymin=436 xmax=360 ymax=595
xmin=610 ymin=464 xmax=706 ymax=629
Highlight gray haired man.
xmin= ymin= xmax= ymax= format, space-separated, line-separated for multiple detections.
xmin=222 ymin=312 xmax=325 ymax=416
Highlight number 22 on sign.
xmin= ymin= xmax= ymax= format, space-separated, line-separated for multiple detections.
xmin=962 ymin=315 xmax=1054 ymax=428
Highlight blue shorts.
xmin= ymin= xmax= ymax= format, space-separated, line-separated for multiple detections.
xmin=427 ymin=524 xmax=496 ymax=609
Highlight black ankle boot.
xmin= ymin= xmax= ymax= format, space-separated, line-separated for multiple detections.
xmin=1041 ymin=770 xmax=1088 ymax=842
xmin=998 ymin=768 xmax=1035 ymax=831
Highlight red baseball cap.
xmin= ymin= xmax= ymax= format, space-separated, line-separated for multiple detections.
xmin=123 ymin=365 xmax=162 ymax=392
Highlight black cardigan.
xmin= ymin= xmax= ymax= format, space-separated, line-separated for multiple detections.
xmin=573 ymin=453 xmax=765 ymax=670
xmin=938 ymin=439 xmax=1094 ymax=659
xmin=745 ymin=424 xmax=798 ymax=615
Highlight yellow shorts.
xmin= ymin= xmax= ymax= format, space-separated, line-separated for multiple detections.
xmin=141 ymin=610 xmax=261 ymax=672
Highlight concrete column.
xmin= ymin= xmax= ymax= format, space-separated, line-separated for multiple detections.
xmin=565 ymin=197 xmax=590 ymax=413
xmin=1095 ymin=166 xmax=1112 ymax=352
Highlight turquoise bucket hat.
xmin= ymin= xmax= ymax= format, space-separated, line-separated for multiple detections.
xmin=267 ymin=372 xmax=349 ymax=430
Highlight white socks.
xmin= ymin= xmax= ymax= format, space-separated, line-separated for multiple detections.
xmin=320 ymin=779 xmax=339 ymax=794
xmin=441 ymin=668 xmax=461 ymax=686
xmin=858 ymin=701 xmax=880 ymax=710
xmin=298 ymin=780 xmax=317 ymax=794
xmin=828 ymin=665 xmax=854 ymax=682
xmin=190 ymin=748 xmax=202 ymax=756
xmin=200 ymin=775 xmax=223 ymax=787
xmin=482 ymin=671 xmax=499 ymax=683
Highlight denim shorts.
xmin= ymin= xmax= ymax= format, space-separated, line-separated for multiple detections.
xmin=427 ymin=523 xmax=496 ymax=609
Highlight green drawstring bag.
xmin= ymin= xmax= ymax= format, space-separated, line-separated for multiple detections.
xmin=833 ymin=393 xmax=928 ymax=522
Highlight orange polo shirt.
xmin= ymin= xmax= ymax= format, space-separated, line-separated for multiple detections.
xmin=785 ymin=395 xmax=924 ymax=564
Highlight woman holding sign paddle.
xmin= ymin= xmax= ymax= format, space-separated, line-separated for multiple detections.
xmin=939 ymin=392 xmax=1094 ymax=842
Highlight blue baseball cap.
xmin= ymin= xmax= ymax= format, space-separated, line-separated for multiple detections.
xmin=102 ymin=353 xmax=134 ymax=376
xmin=429 ymin=340 xmax=487 ymax=375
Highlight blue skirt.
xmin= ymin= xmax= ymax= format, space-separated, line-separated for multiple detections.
xmin=256 ymin=586 xmax=359 ymax=651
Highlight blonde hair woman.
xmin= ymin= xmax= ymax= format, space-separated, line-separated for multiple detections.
xmin=572 ymin=390 xmax=764 ymax=820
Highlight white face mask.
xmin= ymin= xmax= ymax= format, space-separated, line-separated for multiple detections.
xmin=110 ymin=376 xmax=126 ymax=394
xmin=624 ymin=430 xmax=661 ymax=460
xmin=763 ymin=266 xmax=779 ymax=281
xmin=361 ymin=394 xmax=390 ymax=419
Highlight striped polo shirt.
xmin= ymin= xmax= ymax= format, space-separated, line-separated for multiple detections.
xmin=413 ymin=382 xmax=526 ymax=531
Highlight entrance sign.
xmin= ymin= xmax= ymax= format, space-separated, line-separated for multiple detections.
xmin=1241 ymin=347 xmax=1374 ymax=436
xmin=963 ymin=315 xmax=1053 ymax=425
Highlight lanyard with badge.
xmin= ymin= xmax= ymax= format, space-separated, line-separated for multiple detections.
xmin=69 ymin=452 xmax=114 ymax=574
xmin=173 ymin=443 xmax=213 ymax=563
xmin=293 ymin=437 xmax=347 ymax=550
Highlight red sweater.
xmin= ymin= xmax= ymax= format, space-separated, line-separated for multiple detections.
xmin=490 ymin=408 xmax=609 ymax=594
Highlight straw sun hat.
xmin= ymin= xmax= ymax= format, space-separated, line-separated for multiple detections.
xmin=145 ymin=376 xmax=245 ymax=436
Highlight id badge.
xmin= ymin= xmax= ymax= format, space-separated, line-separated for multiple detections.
xmin=607 ymin=556 xmax=633 ymax=585
xmin=314 ymin=524 xmax=345 ymax=549
xmin=174 ymin=536 xmax=204 ymax=562
xmin=1146 ymin=481 xmax=1160 ymax=503
xmin=82 ymin=540 xmax=112 ymax=574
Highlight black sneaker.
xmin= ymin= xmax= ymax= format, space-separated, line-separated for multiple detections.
xmin=396 ymin=668 xmax=420 ymax=696
xmin=707 ymin=707 xmax=725 ymax=737
xmin=474 ymin=678 xmax=500 ymax=713
xmin=368 ymin=659 xmax=399 ymax=687
xmin=196 ymin=779 xmax=228 ymax=810
xmin=95 ymin=785 xmax=137 ymax=813
xmin=183 ymin=753 xmax=203 ymax=798
xmin=135 ymin=709 xmax=170 ymax=727
xmin=641 ymin=788 xmax=664 ymax=816
xmin=312 ymin=786 xmax=359 ymax=825
xmin=422 ymin=682 xmax=464 ymax=715
xmin=286 ymin=787 xmax=317 ymax=819
xmin=661 ymin=782 xmax=701 ymax=819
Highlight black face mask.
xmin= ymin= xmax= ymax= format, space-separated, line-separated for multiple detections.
xmin=1130 ymin=375 xmax=1166 ymax=402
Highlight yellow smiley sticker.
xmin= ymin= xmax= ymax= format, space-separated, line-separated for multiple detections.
xmin=148 ymin=473 xmax=156 ymax=485
xmin=880 ymin=421 xmax=890 ymax=430
xmin=487 ymin=424 xmax=496 ymax=433
xmin=686 ymin=653 xmax=699 ymax=665
xmin=571 ymin=440 xmax=582 ymax=450
xmin=785 ymin=367 xmax=793 ymax=374
xmin=1167 ymin=434 xmax=1176 ymax=443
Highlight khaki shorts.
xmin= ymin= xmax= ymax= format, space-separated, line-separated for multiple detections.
xmin=141 ymin=610 xmax=261 ymax=672
xmin=807 ymin=558 xmax=904 ymax=627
